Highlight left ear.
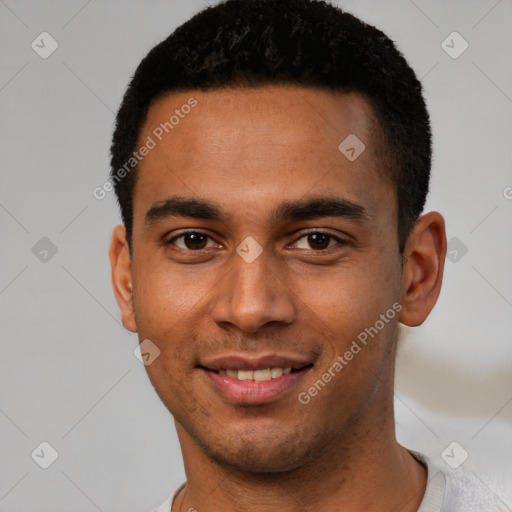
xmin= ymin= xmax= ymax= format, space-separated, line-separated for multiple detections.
xmin=398 ymin=212 xmax=447 ymax=327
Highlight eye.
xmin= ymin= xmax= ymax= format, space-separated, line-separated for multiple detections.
xmin=168 ymin=232 xmax=218 ymax=250
xmin=293 ymin=232 xmax=345 ymax=250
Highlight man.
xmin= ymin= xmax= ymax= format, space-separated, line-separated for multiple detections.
xmin=108 ymin=1 xmax=505 ymax=510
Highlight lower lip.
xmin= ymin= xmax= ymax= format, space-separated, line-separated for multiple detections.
xmin=200 ymin=367 xmax=312 ymax=405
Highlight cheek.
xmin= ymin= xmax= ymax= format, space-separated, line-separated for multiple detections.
xmin=295 ymin=255 xmax=400 ymax=320
xmin=132 ymin=259 xmax=214 ymax=328
xmin=132 ymin=268 xmax=205 ymax=410
xmin=288 ymin=256 xmax=401 ymax=361
xmin=130 ymin=269 xmax=207 ymax=386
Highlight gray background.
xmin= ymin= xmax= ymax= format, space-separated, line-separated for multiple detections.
xmin=1 ymin=0 xmax=511 ymax=510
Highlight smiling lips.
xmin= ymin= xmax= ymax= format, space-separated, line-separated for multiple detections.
xmin=218 ymin=367 xmax=292 ymax=381
xmin=199 ymin=353 xmax=315 ymax=404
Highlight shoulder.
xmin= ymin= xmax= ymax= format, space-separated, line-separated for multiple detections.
xmin=414 ymin=451 xmax=510 ymax=512
xmin=442 ymin=468 xmax=510 ymax=512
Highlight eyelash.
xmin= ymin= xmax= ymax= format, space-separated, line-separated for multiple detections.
xmin=164 ymin=230 xmax=349 ymax=252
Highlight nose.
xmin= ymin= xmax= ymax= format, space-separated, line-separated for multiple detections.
xmin=210 ymin=249 xmax=296 ymax=333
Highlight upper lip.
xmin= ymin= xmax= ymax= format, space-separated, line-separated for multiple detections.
xmin=199 ymin=353 xmax=315 ymax=371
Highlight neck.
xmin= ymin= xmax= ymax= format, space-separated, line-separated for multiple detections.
xmin=172 ymin=392 xmax=427 ymax=512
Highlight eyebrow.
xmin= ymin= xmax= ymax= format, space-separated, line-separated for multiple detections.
xmin=273 ymin=197 xmax=367 ymax=223
xmin=144 ymin=195 xmax=368 ymax=225
xmin=145 ymin=196 xmax=227 ymax=224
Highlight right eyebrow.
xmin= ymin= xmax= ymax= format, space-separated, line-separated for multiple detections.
xmin=144 ymin=196 xmax=230 ymax=225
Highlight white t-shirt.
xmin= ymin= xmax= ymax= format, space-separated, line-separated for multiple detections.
xmin=151 ymin=452 xmax=509 ymax=512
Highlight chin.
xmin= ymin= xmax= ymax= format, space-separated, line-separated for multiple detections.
xmin=195 ymin=427 xmax=323 ymax=473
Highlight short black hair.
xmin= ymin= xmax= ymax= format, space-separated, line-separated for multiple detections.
xmin=110 ymin=0 xmax=431 ymax=253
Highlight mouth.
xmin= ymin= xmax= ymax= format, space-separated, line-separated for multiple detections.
xmin=201 ymin=364 xmax=314 ymax=381
xmin=197 ymin=354 xmax=315 ymax=404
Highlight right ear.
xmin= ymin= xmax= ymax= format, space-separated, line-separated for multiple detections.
xmin=109 ymin=224 xmax=137 ymax=333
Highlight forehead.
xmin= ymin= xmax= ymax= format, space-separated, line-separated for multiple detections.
xmin=133 ymin=86 xmax=394 ymax=225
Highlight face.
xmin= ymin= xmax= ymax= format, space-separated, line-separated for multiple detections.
xmin=110 ymin=86 xmax=443 ymax=473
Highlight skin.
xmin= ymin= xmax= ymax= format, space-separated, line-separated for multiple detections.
xmin=110 ymin=86 xmax=447 ymax=512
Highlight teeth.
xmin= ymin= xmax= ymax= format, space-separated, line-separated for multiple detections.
xmin=238 ymin=370 xmax=253 ymax=381
xmin=253 ymin=368 xmax=271 ymax=381
xmin=271 ymin=367 xmax=283 ymax=378
xmin=218 ymin=367 xmax=293 ymax=381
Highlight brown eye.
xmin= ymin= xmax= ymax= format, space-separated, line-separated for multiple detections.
xmin=307 ymin=233 xmax=330 ymax=250
xmin=294 ymin=232 xmax=345 ymax=251
xmin=171 ymin=232 xmax=214 ymax=250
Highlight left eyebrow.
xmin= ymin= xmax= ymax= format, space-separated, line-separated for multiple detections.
xmin=271 ymin=197 xmax=368 ymax=223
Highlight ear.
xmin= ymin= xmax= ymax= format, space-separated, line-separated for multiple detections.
xmin=399 ymin=212 xmax=447 ymax=327
xmin=109 ymin=224 xmax=137 ymax=332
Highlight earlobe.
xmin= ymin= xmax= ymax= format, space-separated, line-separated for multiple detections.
xmin=109 ymin=225 xmax=138 ymax=333
xmin=399 ymin=212 xmax=447 ymax=327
